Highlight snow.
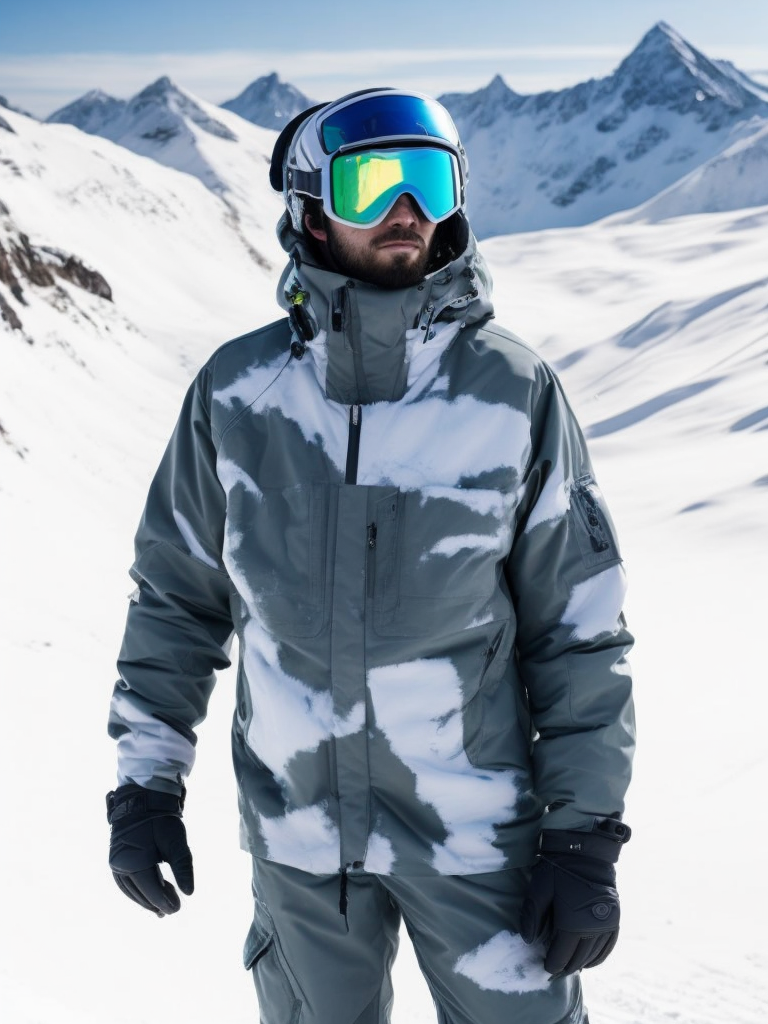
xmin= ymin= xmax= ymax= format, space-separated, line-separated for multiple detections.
xmin=454 ymin=931 xmax=550 ymax=994
xmin=42 ymin=76 xmax=290 ymax=261
xmin=2 ymin=58 xmax=768 ymax=1024
xmin=619 ymin=119 xmax=768 ymax=221
xmin=441 ymin=23 xmax=768 ymax=237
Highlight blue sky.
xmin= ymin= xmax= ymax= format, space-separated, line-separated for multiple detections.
xmin=3 ymin=0 xmax=768 ymax=117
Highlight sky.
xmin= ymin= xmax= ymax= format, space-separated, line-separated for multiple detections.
xmin=3 ymin=0 xmax=768 ymax=118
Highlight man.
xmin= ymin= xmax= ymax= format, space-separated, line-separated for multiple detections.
xmin=107 ymin=88 xmax=635 ymax=1024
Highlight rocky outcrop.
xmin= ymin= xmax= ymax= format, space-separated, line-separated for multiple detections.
xmin=0 ymin=203 xmax=113 ymax=334
xmin=0 ymin=288 xmax=22 ymax=330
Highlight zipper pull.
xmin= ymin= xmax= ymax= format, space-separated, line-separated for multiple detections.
xmin=339 ymin=867 xmax=350 ymax=932
xmin=331 ymin=287 xmax=346 ymax=332
xmin=367 ymin=523 xmax=377 ymax=549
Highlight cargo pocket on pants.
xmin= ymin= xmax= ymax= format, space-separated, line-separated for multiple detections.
xmin=243 ymin=919 xmax=302 ymax=1024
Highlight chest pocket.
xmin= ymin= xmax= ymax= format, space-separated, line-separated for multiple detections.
xmin=228 ymin=482 xmax=329 ymax=638
xmin=373 ymin=486 xmax=513 ymax=638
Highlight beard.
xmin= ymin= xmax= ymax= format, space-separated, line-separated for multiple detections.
xmin=325 ymin=224 xmax=436 ymax=289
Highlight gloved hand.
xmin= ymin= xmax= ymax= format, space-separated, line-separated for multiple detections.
xmin=520 ymin=821 xmax=631 ymax=978
xmin=107 ymin=783 xmax=194 ymax=917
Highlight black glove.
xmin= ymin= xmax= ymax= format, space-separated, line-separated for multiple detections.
xmin=520 ymin=820 xmax=631 ymax=978
xmin=107 ymin=783 xmax=194 ymax=917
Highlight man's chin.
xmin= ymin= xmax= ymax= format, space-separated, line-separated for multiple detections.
xmin=326 ymin=230 xmax=432 ymax=288
xmin=367 ymin=250 xmax=429 ymax=289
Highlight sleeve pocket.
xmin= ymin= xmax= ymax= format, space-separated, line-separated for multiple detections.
xmin=570 ymin=475 xmax=621 ymax=569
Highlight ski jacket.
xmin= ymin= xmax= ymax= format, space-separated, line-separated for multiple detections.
xmin=109 ymin=216 xmax=635 ymax=877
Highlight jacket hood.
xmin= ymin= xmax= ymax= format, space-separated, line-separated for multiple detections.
xmin=275 ymin=211 xmax=495 ymax=404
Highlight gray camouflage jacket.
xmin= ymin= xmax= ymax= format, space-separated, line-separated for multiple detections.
xmin=109 ymin=216 xmax=635 ymax=877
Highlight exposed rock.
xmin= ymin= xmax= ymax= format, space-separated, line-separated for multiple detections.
xmin=0 ymin=286 xmax=22 ymax=330
xmin=11 ymin=234 xmax=56 ymax=287
xmin=439 ymin=20 xmax=768 ymax=235
xmin=1 ymin=204 xmax=114 ymax=337
xmin=40 ymin=246 xmax=113 ymax=299
xmin=0 ymin=242 xmax=26 ymax=302
xmin=623 ymin=125 xmax=671 ymax=162
xmin=552 ymin=157 xmax=618 ymax=207
xmin=0 ymin=416 xmax=29 ymax=458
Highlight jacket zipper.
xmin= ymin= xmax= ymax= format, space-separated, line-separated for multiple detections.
xmin=345 ymin=404 xmax=362 ymax=484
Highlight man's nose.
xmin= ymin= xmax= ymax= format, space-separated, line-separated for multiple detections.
xmin=385 ymin=193 xmax=423 ymax=225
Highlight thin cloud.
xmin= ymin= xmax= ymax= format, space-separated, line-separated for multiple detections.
xmin=2 ymin=46 xmax=627 ymax=117
xmin=4 ymin=41 xmax=768 ymax=118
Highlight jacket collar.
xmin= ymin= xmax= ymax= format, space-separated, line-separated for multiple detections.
xmin=275 ymin=212 xmax=494 ymax=404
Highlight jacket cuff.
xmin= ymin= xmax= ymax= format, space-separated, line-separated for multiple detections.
xmin=540 ymin=819 xmax=631 ymax=862
xmin=106 ymin=783 xmax=186 ymax=823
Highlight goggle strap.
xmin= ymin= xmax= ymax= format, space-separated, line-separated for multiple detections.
xmin=290 ymin=167 xmax=322 ymax=198
xmin=270 ymin=102 xmax=329 ymax=192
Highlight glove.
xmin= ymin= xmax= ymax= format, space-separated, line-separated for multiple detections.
xmin=520 ymin=820 xmax=631 ymax=978
xmin=107 ymin=783 xmax=194 ymax=917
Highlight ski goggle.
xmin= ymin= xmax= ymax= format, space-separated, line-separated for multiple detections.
xmin=328 ymin=146 xmax=461 ymax=227
xmin=318 ymin=92 xmax=461 ymax=154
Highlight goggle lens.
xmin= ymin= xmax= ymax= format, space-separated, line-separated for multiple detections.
xmin=321 ymin=94 xmax=460 ymax=153
xmin=331 ymin=148 xmax=459 ymax=225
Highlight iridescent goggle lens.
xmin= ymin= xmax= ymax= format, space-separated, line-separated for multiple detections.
xmin=320 ymin=93 xmax=460 ymax=154
xmin=330 ymin=147 xmax=460 ymax=226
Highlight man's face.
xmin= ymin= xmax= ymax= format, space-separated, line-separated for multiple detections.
xmin=305 ymin=193 xmax=438 ymax=289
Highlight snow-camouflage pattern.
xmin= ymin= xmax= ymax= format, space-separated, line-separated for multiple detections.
xmin=109 ymin=214 xmax=635 ymax=876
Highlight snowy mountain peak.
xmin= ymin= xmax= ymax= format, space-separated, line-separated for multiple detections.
xmin=48 ymin=77 xmax=238 ymax=145
xmin=439 ymin=74 xmax=521 ymax=129
xmin=612 ymin=20 xmax=765 ymax=119
xmin=221 ymin=72 xmax=315 ymax=129
xmin=633 ymin=20 xmax=691 ymax=57
xmin=128 ymin=77 xmax=237 ymax=141
xmin=439 ymin=22 xmax=768 ymax=236
xmin=482 ymin=74 xmax=520 ymax=104
xmin=47 ymin=89 xmax=127 ymax=134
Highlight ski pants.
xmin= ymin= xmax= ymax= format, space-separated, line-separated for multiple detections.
xmin=244 ymin=857 xmax=586 ymax=1024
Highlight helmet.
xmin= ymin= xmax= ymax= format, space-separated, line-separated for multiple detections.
xmin=270 ymin=88 xmax=469 ymax=238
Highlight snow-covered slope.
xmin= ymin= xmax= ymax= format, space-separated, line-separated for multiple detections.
xmin=2 ymin=149 xmax=767 ymax=1020
xmin=221 ymin=72 xmax=316 ymax=129
xmin=483 ymin=207 xmax=768 ymax=529
xmin=0 ymin=94 xmax=36 ymax=119
xmin=482 ymin=209 xmax=768 ymax=1024
xmin=619 ymin=119 xmax=768 ymax=221
xmin=441 ymin=22 xmax=768 ymax=235
xmin=714 ymin=60 xmax=768 ymax=102
xmin=2 ymin=32 xmax=768 ymax=1023
xmin=46 ymin=77 xmax=285 ymax=258
xmin=0 ymin=103 xmax=281 ymax=464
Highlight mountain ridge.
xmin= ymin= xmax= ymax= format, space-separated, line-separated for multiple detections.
xmin=438 ymin=21 xmax=768 ymax=234
xmin=25 ymin=21 xmax=768 ymax=236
